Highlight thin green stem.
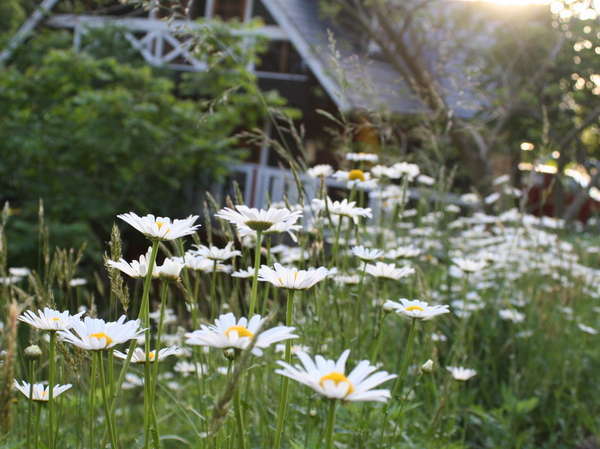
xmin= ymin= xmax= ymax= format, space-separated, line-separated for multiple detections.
xmin=248 ymin=230 xmax=263 ymax=317
xmin=392 ymin=319 xmax=417 ymax=398
xmin=89 ymin=354 xmax=97 ymax=449
xmin=324 ymin=400 xmax=338 ymax=449
xmin=48 ymin=331 xmax=56 ymax=449
xmin=110 ymin=240 xmax=159 ymax=412
xmin=26 ymin=360 xmax=35 ymax=449
xmin=233 ymin=370 xmax=247 ymax=449
xmin=210 ymin=261 xmax=218 ymax=319
xmin=98 ymin=352 xmax=119 ymax=449
xmin=273 ymin=289 xmax=295 ymax=448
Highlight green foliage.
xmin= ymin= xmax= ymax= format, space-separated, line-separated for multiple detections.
xmin=0 ymin=25 xmax=289 ymax=264
xmin=0 ymin=0 xmax=25 ymax=45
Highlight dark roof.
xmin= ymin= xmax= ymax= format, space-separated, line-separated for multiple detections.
xmin=261 ymin=0 xmax=425 ymax=115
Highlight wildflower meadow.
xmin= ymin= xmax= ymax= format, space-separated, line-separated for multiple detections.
xmin=1 ymin=156 xmax=599 ymax=449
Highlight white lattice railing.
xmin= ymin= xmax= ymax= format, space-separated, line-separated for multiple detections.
xmin=46 ymin=14 xmax=307 ymax=81
xmin=220 ymin=163 xmax=380 ymax=211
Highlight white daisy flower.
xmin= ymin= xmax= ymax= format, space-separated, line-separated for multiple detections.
xmin=106 ymin=247 xmax=156 ymax=279
xmin=14 ymin=380 xmax=72 ymax=402
xmin=498 ymin=309 xmax=525 ymax=323
xmin=385 ymin=247 xmax=421 ymax=259
xmin=365 ymin=262 xmax=415 ymax=280
xmin=351 ymin=246 xmax=383 ymax=262
xmin=9 ymin=267 xmax=31 ymax=277
xmin=182 ymin=255 xmax=231 ymax=273
xmin=276 ymin=349 xmax=396 ymax=402
xmin=307 ymin=164 xmax=334 ymax=178
xmin=117 ymin=212 xmax=200 ymax=241
xmin=58 ymin=316 xmax=144 ymax=351
xmin=577 ymin=323 xmax=598 ymax=335
xmin=174 ymin=360 xmax=207 ymax=377
xmin=417 ymin=174 xmax=435 ymax=185
xmin=19 ymin=308 xmax=83 ymax=331
xmin=231 ymin=268 xmax=254 ymax=279
xmin=0 ymin=276 xmax=22 ymax=285
xmin=215 ymin=205 xmax=302 ymax=234
xmin=122 ymin=373 xmax=144 ymax=389
xmin=149 ymin=308 xmax=178 ymax=325
xmin=275 ymin=343 xmax=311 ymax=354
xmin=155 ymin=257 xmax=185 ymax=280
xmin=333 ymin=274 xmax=361 ymax=285
xmin=446 ymin=366 xmax=477 ymax=381
xmin=452 ymin=257 xmax=487 ymax=273
xmin=312 ymin=198 xmax=372 ymax=224
xmin=383 ymin=298 xmax=450 ymax=320
xmin=333 ymin=170 xmax=377 ymax=189
xmin=185 ymin=313 xmax=297 ymax=356
xmin=113 ymin=346 xmax=182 ymax=363
xmin=191 ymin=242 xmax=241 ymax=261
xmin=258 ymin=263 xmax=330 ymax=290
xmin=69 ymin=278 xmax=87 ymax=287
xmin=346 ymin=152 xmax=379 ymax=162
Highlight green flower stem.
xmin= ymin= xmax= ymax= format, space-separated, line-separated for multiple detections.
xmin=26 ymin=359 xmax=35 ymax=449
xmin=150 ymin=280 xmax=170 ymax=442
xmin=260 ymin=236 xmax=272 ymax=316
xmin=89 ymin=354 xmax=97 ymax=449
xmin=233 ymin=369 xmax=247 ymax=449
xmin=98 ymin=352 xmax=119 ymax=449
xmin=370 ymin=310 xmax=387 ymax=361
xmin=273 ymin=289 xmax=295 ymax=448
xmin=210 ymin=261 xmax=218 ymax=319
xmin=248 ymin=230 xmax=263 ymax=317
xmin=48 ymin=331 xmax=57 ymax=449
xmin=108 ymin=349 xmax=115 ymax=399
xmin=111 ymin=239 xmax=159 ymax=412
xmin=34 ymin=402 xmax=41 ymax=449
xmin=324 ymin=399 xmax=338 ymax=449
xmin=332 ymin=216 xmax=344 ymax=264
xmin=392 ymin=318 xmax=417 ymax=399
xmin=356 ymin=262 xmax=368 ymax=346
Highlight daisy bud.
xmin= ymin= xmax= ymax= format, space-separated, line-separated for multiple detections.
xmin=421 ymin=359 xmax=434 ymax=373
xmin=25 ymin=345 xmax=43 ymax=359
xmin=309 ymin=409 xmax=317 ymax=417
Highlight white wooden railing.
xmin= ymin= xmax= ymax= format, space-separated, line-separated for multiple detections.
xmin=45 ymin=14 xmax=307 ymax=81
xmin=217 ymin=163 xmax=380 ymax=210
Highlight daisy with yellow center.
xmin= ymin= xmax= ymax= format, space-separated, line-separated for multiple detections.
xmin=383 ymin=298 xmax=450 ymax=320
xmin=333 ymin=170 xmax=377 ymax=189
xmin=185 ymin=313 xmax=297 ymax=356
xmin=276 ymin=349 xmax=396 ymax=402
xmin=113 ymin=346 xmax=182 ymax=363
xmin=18 ymin=307 xmax=83 ymax=331
xmin=348 ymin=169 xmax=366 ymax=182
xmin=258 ymin=263 xmax=331 ymax=290
xmin=58 ymin=316 xmax=144 ymax=351
xmin=117 ymin=212 xmax=200 ymax=241
xmin=13 ymin=380 xmax=72 ymax=402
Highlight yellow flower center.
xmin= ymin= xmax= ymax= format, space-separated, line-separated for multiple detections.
xmin=319 ymin=372 xmax=354 ymax=396
xmin=51 ymin=317 xmax=60 ymax=321
xmin=348 ymin=169 xmax=366 ymax=182
xmin=156 ymin=221 xmax=165 ymax=230
xmin=224 ymin=326 xmax=254 ymax=338
xmin=148 ymin=351 xmax=156 ymax=361
xmin=405 ymin=305 xmax=424 ymax=312
xmin=89 ymin=332 xmax=113 ymax=347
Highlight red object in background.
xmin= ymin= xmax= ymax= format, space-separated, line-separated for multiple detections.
xmin=525 ymin=172 xmax=600 ymax=223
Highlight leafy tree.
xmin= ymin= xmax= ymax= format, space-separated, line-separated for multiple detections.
xmin=0 ymin=25 xmax=288 ymax=264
